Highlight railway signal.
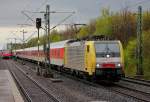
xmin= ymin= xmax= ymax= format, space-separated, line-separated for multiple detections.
xmin=36 ymin=18 xmax=42 ymax=75
xmin=36 ymin=18 xmax=41 ymax=29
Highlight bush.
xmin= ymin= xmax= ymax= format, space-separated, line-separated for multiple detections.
xmin=124 ymin=39 xmax=137 ymax=77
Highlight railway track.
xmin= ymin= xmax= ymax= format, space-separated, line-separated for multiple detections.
xmin=65 ymin=73 xmax=150 ymax=102
xmin=57 ymin=71 xmax=150 ymax=102
xmin=113 ymin=77 xmax=150 ymax=102
xmin=50 ymin=70 xmax=150 ymax=102
xmin=6 ymin=60 xmax=59 ymax=102
xmin=19 ymin=59 xmax=150 ymax=102
xmin=9 ymin=67 xmax=32 ymax=102
xmin=122 ymin=77 xmax=150 ymax=87
xmin=126 ymin=76 xmax=150 ymax=82
xmin=1 ymin=60 xmax=31 ymax=102
xmin=112 ymin=83 xmax=150 ymax=102
xmin=13 ymin=60 xmax=104 ymax=102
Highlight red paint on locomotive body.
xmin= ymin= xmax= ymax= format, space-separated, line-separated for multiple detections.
xmin=50 ymin=48 xmax=64 ymax=59
xmin=102 ymin=63 xmax=115 ymax=68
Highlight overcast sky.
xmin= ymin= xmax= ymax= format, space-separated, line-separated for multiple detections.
xmin=0 ymin=0 xmax=150 ymax=49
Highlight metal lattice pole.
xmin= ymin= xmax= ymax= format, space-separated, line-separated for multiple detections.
xmin=44 ymin=5 xmax=53 ymax=77
xmin=136 ymin=6 xmax=143 ymax=76
xmin=21 ymin=29 xmax=27 ymax=64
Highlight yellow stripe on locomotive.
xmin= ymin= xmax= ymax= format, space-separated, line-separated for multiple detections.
xmin=84 ymin=41 xmax=96 ymax=75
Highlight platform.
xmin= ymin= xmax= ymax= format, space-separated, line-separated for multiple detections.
xmin=0 ymin=70 xmax=24 ymax=102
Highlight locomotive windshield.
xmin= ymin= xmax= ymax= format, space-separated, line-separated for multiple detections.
xmin=95 ymin=42 xmax=120 ymax=57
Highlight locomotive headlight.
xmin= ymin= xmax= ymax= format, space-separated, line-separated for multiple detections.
xmin=96 ymin=64 xmax=100 ymax=68
xmin=116 ymin=63 xmax=121 ymax=67
xmin=106 ymin=54 xmax=110 ymax=58
xmin=117 ymin=63 xmax=121 ymax=67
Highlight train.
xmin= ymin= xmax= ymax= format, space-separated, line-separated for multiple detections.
xmin=15 ymin=36 xmax=125 ymax=82
xmin=0 ymin=50 xmax=13 ymax=59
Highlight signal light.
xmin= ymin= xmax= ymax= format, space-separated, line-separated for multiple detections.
xmin=36 ymin=18 xmax=41 ymax=28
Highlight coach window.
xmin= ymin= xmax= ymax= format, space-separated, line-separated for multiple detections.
xmin=58 ymin=50 xmax=59 ymax=58
xmin=57 ymin=49 xmax=59 ymax=58
xmin=51 ymin=50 xmax=52 ymax=57
xmin=54 ymin=50 xmax=56 ymax=57
xmin=58 ymin=49 xmax=60 ymax=58
xmin=55 ymin=50 xmax=57 ymax=58
xmin=53 ymin=50 xmax=54 ymax=57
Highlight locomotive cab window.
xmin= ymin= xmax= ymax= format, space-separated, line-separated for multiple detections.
xmin=95 ymin=42 xmax=120 ymax=57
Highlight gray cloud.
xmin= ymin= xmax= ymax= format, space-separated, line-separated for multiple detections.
xmin=0 ymin=0 xmax=149 ymax=27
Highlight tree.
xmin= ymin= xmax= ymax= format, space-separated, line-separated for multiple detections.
xmin=143 ymin=11 xmax=150 ymax=31
xmin=95 ymin=8 xmax=112 ymax=36
xmin=111 ymin=9 xmax=136 ymax=45
xmin=77 ymin=26 xmax=89 ymax=38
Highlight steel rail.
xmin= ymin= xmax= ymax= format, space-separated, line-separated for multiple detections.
xmin=4 ymin=61 xmax=32 ymax=102
xmin=122 ymin=77 xmax=150 ymax=87
xmin=10 ymin=61 xmax=60 ymax=102
xmin=9 ymin=69 xmax=33 ymax=102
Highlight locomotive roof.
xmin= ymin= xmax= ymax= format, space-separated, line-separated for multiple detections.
xmin=66 ymin=35 xmax=117 ymax=43
xmin=50 ymin=40 xmax=69 ymax=48
xmin=66 ymin=40 xmax=120 ymax=47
